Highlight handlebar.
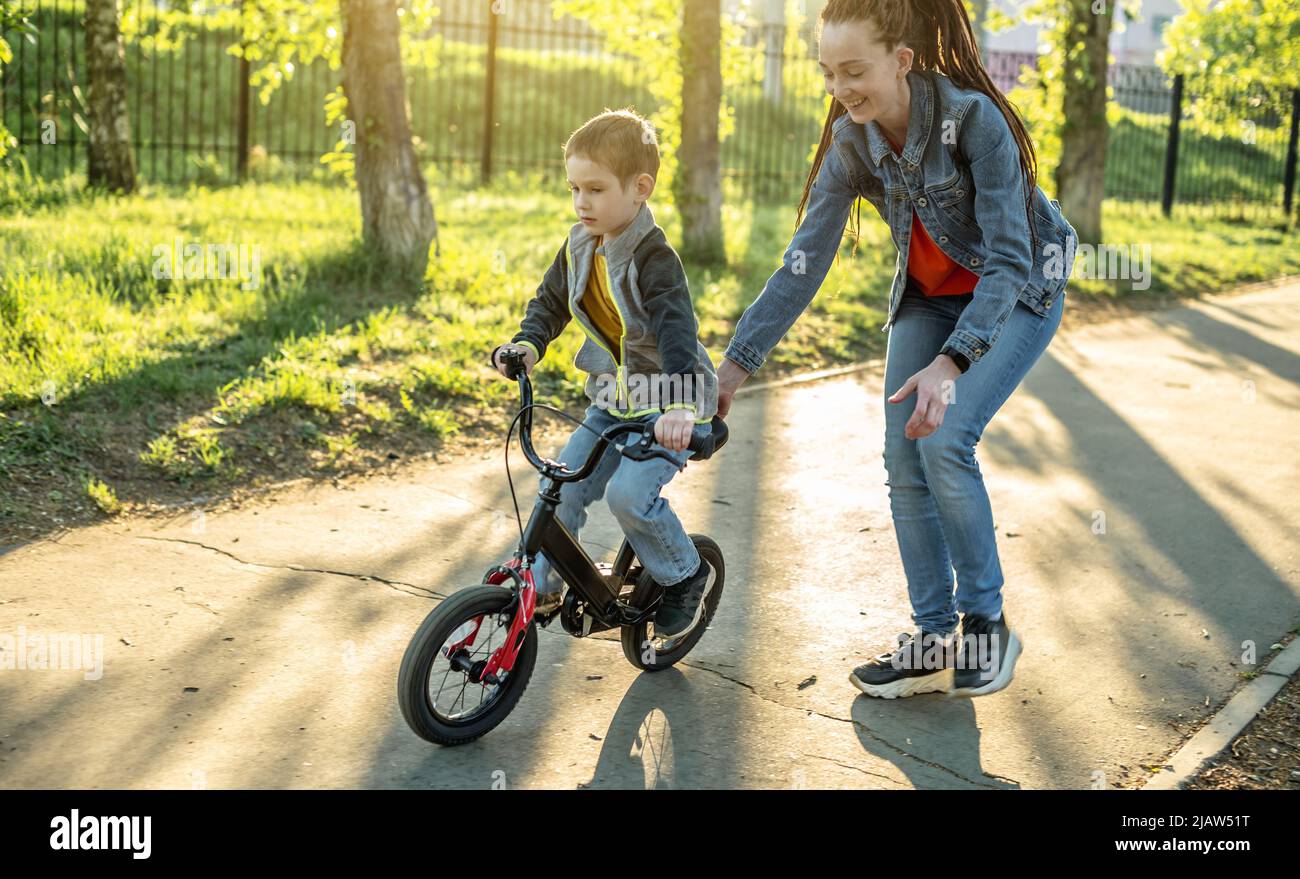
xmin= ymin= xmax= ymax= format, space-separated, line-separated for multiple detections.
xmin=497 ymin=348 xmax=727 ymax=482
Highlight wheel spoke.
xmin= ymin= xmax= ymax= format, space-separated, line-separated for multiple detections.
xmin=425 ymin=600 xmax=522 ymax=723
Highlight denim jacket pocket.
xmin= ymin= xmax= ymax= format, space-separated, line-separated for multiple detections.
xmin=1023 ymin=202 xmax=1076 ymax=314
xmin=929 ymin=169 xmax=978 ymax=232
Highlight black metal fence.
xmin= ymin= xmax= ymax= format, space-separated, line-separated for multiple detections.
xmin=3 ymin=0 xmax=1298 ymax=218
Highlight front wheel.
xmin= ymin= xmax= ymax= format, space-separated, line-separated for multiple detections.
xmin=397 ymin=585 xmax=537 ymax=745
xmin=620 ymin=535 xmax=724 ymax=671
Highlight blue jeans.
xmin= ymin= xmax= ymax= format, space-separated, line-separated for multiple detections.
xmin=530 ymin=404 xmax=711 ymax=595
xmin=882 ymin=280 xmax=1065 ymax=635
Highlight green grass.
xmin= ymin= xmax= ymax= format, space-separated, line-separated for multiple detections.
xmin=2 ymin=167 xmax=1298 ymax=543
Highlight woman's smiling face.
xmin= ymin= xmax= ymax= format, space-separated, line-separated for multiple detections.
xmin=818 ymin=19 xmax=912 ymax=129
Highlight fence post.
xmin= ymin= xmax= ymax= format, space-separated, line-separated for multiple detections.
xmin=481 ymin=1 xmax=500 ymax=185
xmin=1160 ymin=73 xmax=1183 ymax=217
xmin=236 ymin=2 xmax=251 ymax=180
xmin=1282 ymin=89 xmax=1300 ymax=225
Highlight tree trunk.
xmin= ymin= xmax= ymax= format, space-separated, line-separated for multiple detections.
xmin=969 ymin=0 xmax=989 ymax=61
xmin=675 ymin=0 xmax=724 ymax=265
xmin=340 ymin=0 xmax=437 ymax=274
xmin=1055 ymin=0 xmax=1113 ymax=246
xmin=761 ymin=0 xmax=784 ymax=102
xmin=84 ymin=0 xmax=137 ymax=193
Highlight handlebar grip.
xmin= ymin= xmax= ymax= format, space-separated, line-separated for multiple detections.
xmin=687 ymin=415 xmax=728 ymax=461
xmin=498 ymin=348 xmax=527 ymax=380
xmin=687 ymin=431 xmax=715 ymax=458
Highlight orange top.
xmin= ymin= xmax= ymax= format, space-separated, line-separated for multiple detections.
xmin=581 ymin=237 xmax=624 ymax=360
xmin=885 ymin=135 xmax=980 ymax=297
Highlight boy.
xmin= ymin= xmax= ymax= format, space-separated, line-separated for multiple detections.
xmin=490 ymin=108 xmax=719 ymax=640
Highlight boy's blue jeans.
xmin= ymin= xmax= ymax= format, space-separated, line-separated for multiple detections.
xmin=883 ymin=280 xmax=1065 ymax=636
xmin=529 ymin=404 xmax=712 ymax=595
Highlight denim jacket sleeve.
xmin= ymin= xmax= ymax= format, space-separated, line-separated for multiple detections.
xmin=722 ymin=142 xmax=857 ymax=375
xmin=940 ymin=102 xmax=1036 ymax=365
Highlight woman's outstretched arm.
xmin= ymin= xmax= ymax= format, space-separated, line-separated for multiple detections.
xmin=718 ymin=144 xmax=859 ymax=416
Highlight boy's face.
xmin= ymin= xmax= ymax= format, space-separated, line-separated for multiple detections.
xmin=566 ymin=154 xmax=654 ymax=240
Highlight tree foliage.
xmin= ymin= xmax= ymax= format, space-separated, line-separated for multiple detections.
xmin=0 ymin=0 xmax=38 ymax=160
xmin=1159 ymin=0 xmax=1300 ymax=119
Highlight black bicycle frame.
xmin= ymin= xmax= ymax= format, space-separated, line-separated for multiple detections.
xmin=519 ymin=485 xmax=635 ymax=624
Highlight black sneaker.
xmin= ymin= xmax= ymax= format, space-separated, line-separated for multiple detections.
xmin=653 ymin=558 xmax=714 ymax=640
xmin=949 ymin=612 xmax=1022 ymax=697
xmin=849 ymin=630 xmax=957 ymax=699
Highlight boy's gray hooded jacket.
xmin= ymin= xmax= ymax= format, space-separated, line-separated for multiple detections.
xmin=508 ymin=202 xmax=719 ymax=421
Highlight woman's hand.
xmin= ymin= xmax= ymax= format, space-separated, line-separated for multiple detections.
xmin=654 ymin=407 xmax=695 ymax=452
xmin=888 ymin=355 xmax=963 ymax=440
xmin=715 ymin=357 xmax=751 ymax=420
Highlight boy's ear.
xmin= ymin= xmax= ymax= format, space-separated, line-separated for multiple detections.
xmin=633 ymin=172 xmax=656 ymax=203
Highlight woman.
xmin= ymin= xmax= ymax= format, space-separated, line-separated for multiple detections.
xmin=716 ymin=0 xmax=1077 ymax=699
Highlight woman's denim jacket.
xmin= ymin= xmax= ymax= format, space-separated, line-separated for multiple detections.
xmin=724 ymin=68 xmax=1079 ymax=374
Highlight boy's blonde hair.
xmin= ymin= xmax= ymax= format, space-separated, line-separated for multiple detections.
xmin=564 ymin=108 xmax=660 ymax=187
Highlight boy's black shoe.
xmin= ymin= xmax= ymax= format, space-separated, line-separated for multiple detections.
xmin=849 ymin=630 xmax=956 ymax=699
xmin=653 ymin=558 xmax=714 ymax=640
xmin=949 ymin=611 xmax=1022 ymax=697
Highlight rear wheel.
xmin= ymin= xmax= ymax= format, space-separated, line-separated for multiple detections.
xmin=620 ymin=535 xmax=724 ymax=671
xmin=397 ymin=585 xmax=537 ymax=745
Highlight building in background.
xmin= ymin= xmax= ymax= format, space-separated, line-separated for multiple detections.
xmin=978 ymin=0 xmax=1183 ymax=65
xmin=729 ymin=0 xmax=1185 ymax=68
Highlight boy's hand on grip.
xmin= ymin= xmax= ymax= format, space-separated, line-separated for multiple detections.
xmin=654 ymin=407 xmax=694 ymax=453
xmin=493 ymin=343 xmax=537 ymax=378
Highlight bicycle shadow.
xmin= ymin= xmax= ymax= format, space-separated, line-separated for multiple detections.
xmin=578 ymin=669 xmax=709 ymax=790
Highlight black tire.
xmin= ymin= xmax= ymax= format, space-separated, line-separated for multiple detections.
xmin=397 ymin=585 xmax=537 ymax=745
xmin=620 ymin=535 xmax=724 ymax=671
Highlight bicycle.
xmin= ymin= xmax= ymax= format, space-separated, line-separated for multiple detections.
xmin=397 ymin=349 xmax=729 ymax=745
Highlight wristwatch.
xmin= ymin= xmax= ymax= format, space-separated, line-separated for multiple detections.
xmin=939 ymin=345 xmax=971 ymax=373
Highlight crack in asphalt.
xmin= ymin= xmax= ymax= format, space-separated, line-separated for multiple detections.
xmin=681 ymin=659 xmax=1017 ymax=789
xmin=796 ymin=751 xmax=909 ymax=787
xmin=125 ymin=533 xmax=450 ymax=600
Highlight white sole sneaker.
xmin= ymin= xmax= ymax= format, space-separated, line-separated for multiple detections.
xmin=849 ymin=666 xmax=954 ymax=699
xmin=948 ymin=631 xmax=1023 ymax=698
